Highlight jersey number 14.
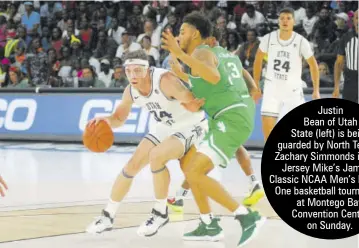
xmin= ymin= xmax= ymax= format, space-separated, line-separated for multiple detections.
xmin=227 ymin=62 xmax=241 ymax=86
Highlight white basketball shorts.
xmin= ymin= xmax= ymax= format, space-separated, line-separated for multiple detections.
xmin=261 ymin=80 xmax=305 ymax=121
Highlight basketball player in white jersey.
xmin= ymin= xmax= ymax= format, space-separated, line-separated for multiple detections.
xmin=253 ymin=7 xmax=320 ymax=141
xmin=86 ymin=50 xmax=208 ymax=236
xmin=0 ymin=175 xmax=8 ymax=197
xmin=167 ymin=30 xmax=264 ymax=213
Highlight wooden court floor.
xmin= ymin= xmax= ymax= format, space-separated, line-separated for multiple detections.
xmin=0 ymin=197 xmax=277 ymax=243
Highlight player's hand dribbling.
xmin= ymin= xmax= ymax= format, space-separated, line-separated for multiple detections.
xmin=87 ymin=117 xmax=111 ymax=127
xmin=181 ymin=98 xmax=205 ymax=112
xmin=0 ymin=175 xmax=8 ymax=197
xmin=161 ymin=30 xmax=183 ymax=58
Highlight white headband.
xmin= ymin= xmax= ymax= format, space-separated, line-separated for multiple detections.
xmin=123 ymin=59 xmax=149 ymax=67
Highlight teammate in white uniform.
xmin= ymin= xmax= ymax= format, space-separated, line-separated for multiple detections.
xmin=253 ymin=7 xmax=320 ymax=141
xmin=86 ymin=50 xmax=208 ymax=236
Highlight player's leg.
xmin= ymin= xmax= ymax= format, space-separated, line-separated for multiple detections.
xmin=236 ymin=146 xmax=265 ymax=207
xmin=185 ymin=113 xmax=265 ymax=246
xmin=261 ymin=81 xmax=280 ymax=142
xmin=86 ymin=137 xmax=155 ymax=234
xmin=138 ymin=121 xmax=207 ymax=237
xmin=166 ymin=148 xmax=194 ymax=213
xmin=137 ymin=136 xmax=184 ymax=236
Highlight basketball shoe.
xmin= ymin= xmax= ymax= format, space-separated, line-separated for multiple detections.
xmin=183 ymin=217 xmax=224 ymax=241
xmin=242 ymin=183 xmax=265 ymax=207
xmin=86 ymin=210 xmax=114 ymax=234
xmin=137 ymin=207 xmax=169 ymax=236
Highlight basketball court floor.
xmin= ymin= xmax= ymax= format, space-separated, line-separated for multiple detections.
xmin=0 ymin=142 xmax=357 ymax=248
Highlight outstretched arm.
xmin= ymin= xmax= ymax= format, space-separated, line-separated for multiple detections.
xmin=162 ymin=30 xmax=220 ymax=84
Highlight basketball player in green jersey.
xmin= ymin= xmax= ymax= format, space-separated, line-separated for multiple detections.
xmin=161 ymin=12 xmax=265 ymax=246
xmin=167 ymin=29 xmax=264 ymax=212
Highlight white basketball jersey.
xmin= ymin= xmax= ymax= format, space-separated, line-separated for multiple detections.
xmin=265 ymin=31 xmax=304 ymax=87
xmin=130 ymin=67 xmax=206 ymax=130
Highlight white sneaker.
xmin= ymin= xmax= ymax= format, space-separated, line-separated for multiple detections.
xmin=86 ymin=210 xmax=114 ymax=234
xmin=137 ymin=207 xmax=169 ymax=237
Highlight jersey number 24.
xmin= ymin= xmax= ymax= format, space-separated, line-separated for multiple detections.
xmin=274 ymin=60 xmax=291 ymax=73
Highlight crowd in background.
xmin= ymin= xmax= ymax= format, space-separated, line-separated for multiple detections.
xmin=0 ymin=0 xmax=357 ymax=89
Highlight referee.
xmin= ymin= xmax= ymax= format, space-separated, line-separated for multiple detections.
xmin=333 ymin=10 xmax=358 ymax=103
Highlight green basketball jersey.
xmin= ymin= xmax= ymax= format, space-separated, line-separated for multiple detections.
xmin=188 ymin=45 xmax=250 ymax=118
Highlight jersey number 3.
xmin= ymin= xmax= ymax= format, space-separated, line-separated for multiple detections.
xmin=273 ymin=60 xmax=290 ymax=73
xmin=227 ymin=62 xmax=241 ymax=85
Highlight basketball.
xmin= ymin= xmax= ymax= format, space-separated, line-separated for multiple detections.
xmin=83 ymin=120 xmax=114 ymax=153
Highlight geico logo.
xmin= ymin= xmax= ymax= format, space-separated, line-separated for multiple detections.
xmin=0 ymin=99 xmax=37 ymax=131
xmin=79 ymin=99 xmax=150 ymax=133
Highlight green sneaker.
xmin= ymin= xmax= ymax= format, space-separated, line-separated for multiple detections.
xmin=183 ymin=217 xmax=224 ymax=242
xmin=236 ymin=209 xmax=266 ymax=247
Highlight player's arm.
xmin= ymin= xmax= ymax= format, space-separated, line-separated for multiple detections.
xmin=333 ymin=35 xmax=346 ymax=98
xmin=169 ymin=56 xmax=189 ymax=83
xmin=160 ymin=72 xmax=204 ymax=112
xmin=177 ymin=48 xmax=221 ymax=85
xmin=306 ymin=56 xmax=320 ymax=95
xmin=105 ymin=86 xmax=134 ymax=128
xmin=253 ymin=48 xmax=266 ymax=90
xmin=242 ymin=68 xmax=257 ymax=92
xmin=301 ymin=38 xmax=320 ymax=99
xmin=333 ymin=55 xmax=345 ymax=97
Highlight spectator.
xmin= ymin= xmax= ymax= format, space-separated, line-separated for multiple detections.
xmin=302 ymin=6 xmax=318 ymax=38
xmin=311 ymin=7 xmax=338 ymax=42
xmin=7 ymin=66 xmax=30 ymax=88
xmin=98 ymin=58 xmax=114 ymax=88
xmin=0 ymin=58 xmax=10 ymax=87
xmin=50 ymin=27 xmax=63 ymax=58
xmin=79 ymin=19 xmax=92 ymax=49
xmin=141 ymin=35 xmax=160 ymax=66
xmin=137 ymin=19 xmax=162 ymax=49
xmin=21 ymin=2 xmax=40 ymax=37
xmin=127 ymin=15 xmax=143 ymax=38
xmin=227 ymin=31 xmax=241 ymax=53
xmin=292 ymin=2 xmax=306 ymax=30
xmin=116 ymin=31 xmax=141 ymax=59
xmin=0 ymin=16 xmax=7 ymax=48
xmin=79 ymin=65 xmax=105 ymax=88
xmin=25 ymin=37 xmax=48 ymax=86
xmin=94 ymin=29 xmax=118 ymax=60
xmin=110 ymin=64 xmax=129 ymax=89
xmin=241 ymin=4 xmax=266 ymax=30
xmin=237 ymin=29 xmax=260 ymax=73
xmin=7 ymin=3 xmax=22 ymax=24
xmin=108 ymin=18 xmax=125 ymax=46
xmin=266 ymin=2 xmax=279 ymax=30
xmin=41 ymin=26 xmax=51 ymax=51
xmin=59 ymin=46 xmax=72 ymax=67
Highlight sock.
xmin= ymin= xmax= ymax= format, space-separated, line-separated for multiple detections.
xmin=154 ymin=199 xmax=167 ymax=215
xmin=234 ymin=205 xmax=249 ymax=216
xmin=176 ymin=187 xmax=189 ymax=200
xmin=249 ymin=174 xmax=259 ymax=185
xmin=200 ymin=213 xmax=213 ymax=225
xmin=104 ymin=199 xmax=120 ymax=218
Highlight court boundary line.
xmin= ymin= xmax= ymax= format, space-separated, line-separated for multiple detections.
xmin=0 ymin=215 xmax=280 ymax=244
